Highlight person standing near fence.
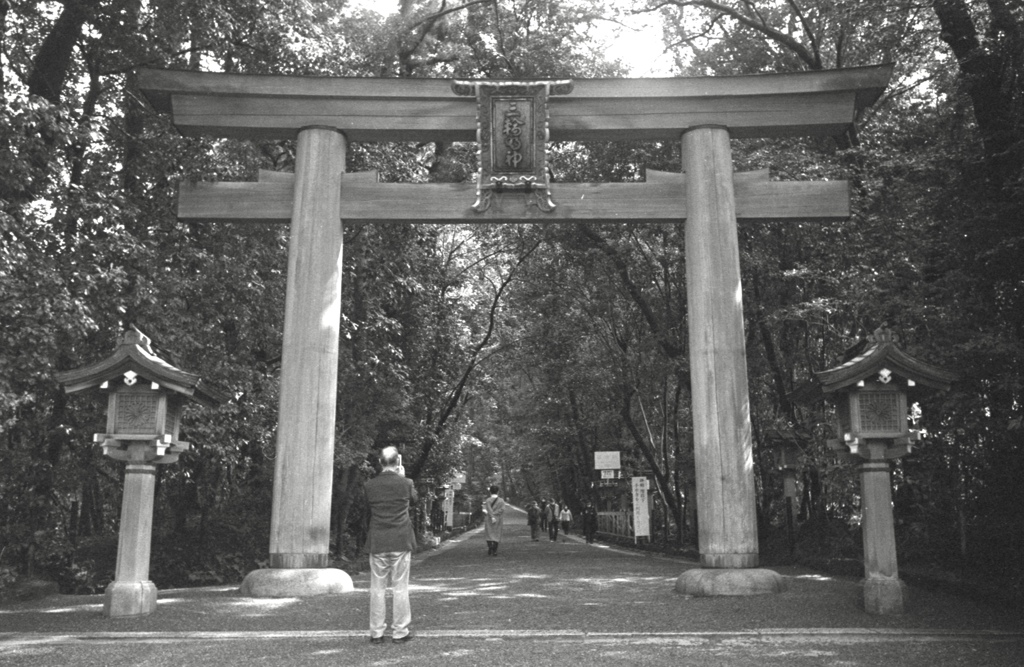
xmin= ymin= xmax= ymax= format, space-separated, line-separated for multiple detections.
xmin=547 ymin=499 xmax=560 ymax=542
xmin=582 ymin=501 xmax=598 ymax=543
xmin=482 ymin=485 xmax=505 ymax=556
xmin=363 ymin=446 xmax=417 ymax=644
xmin=430 ymin=500 xmax=444 ymax=533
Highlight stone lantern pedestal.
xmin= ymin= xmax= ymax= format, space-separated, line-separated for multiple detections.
xmin=858 ymin=441 xmax=908 ymax=614
xmin=99 ymin=439 xmax=188 ymax=616
xmin=57 ymin=328 xmax=224 ymax=617
xmin=768 ymin=431 xmax=805 ymax=554
xmin=834 ymin=437 xmax=915 ymax=614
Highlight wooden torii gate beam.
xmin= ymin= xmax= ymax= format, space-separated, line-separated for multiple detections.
xmin=175 ymin=168 xmax=851 ymax=224
xmin=139 ymin=65 xmax=890 ymax=142
xmin=138 ymin=65 xmax=892 ymax=597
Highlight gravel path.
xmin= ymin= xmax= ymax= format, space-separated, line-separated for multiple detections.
xmin=1 ymin=505 xmax=1021 ymax=665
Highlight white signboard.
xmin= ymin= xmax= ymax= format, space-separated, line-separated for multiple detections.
xmin=594 ymin=451 xmax=621 ymax=470
xmin=443 ymin=490 xmax=454 ymax=528
xmin=632 ymin=477 xmax=650 ymax=539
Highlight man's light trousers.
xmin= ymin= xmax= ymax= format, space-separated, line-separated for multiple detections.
xmin=369 ymin=551 xmax=411 ymax=639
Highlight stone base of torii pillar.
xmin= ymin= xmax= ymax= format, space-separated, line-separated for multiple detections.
xmin=675 ymin=568 xmax=785 ymax=596
xmin=240 ymin=568 xmax=353 ymax=597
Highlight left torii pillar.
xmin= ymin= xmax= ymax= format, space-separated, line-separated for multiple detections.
xmin=240 ymin=127 xmax=354 ymax=596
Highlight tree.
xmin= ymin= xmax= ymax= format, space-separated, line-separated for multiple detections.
xmin=631 ymin=0 xmax=1023 ymax=597
xmin=931 ymin=0 xmax=1023 ymax=195
xmin=1 ymin=0 xmax=636 ymax=587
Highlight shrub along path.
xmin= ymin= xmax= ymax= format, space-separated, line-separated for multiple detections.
xmin=1 ymin=506 xmax=1021 ymax=666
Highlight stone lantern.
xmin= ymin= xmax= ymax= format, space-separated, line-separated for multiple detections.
xmin=806 ymin=327 xmax=955 ymax=614
xmin=766 ymin=428 xmax=804 ymax=549
xmin=57 ymin=327 xmax=223 ymax=617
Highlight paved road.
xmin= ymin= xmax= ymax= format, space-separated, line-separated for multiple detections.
xmin=1 ymin=506 xmax=1021 ymax=666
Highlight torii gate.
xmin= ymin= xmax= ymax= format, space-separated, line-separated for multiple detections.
xmin=139 ymin=64 xmax=892 ymax=597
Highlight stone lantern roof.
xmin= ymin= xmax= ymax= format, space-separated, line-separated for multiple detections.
xmin=814 ymin=327 xmax=957 ymax=394
xmin=792 ymin=327 xmax=957 ymax=402
xmin=56 ymin=327 xmax=226 ymax=407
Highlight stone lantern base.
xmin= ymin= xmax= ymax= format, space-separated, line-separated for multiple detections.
xmin=675 ymin=568 xmax=786 ymax=596
xmin=240 ymin=567 xmax=354 ymax=597
xmin=104 ymin=580 xmax=158 ymax=617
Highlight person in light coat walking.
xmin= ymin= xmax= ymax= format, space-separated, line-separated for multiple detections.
xmin=483 ymin=485 xmax=506 ymax=556
xmin=559 ymin=504 xmax=573 ymax=538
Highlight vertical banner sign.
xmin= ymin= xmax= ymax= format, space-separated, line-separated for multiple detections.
xmin=444 ymin=487 xmax=455 ymax=529
xmin=632 ymin=477 xmax=650 ymax=540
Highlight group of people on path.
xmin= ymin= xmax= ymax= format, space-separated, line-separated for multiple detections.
xmin=525 ymin=498 xmax=599 ymax=544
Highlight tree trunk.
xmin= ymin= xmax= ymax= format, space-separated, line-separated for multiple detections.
xmin=333 ymin=464 xmax=353 ymax=555
xmin=27 ymin=0 xmax=98 ymax=103
xmin=932 ymin=0 xmax=1024 ymax=192
xmin=0 ymin=0 xmax=10 ymax=101
xmin=621 ymin=389 xmax=682 ymax=525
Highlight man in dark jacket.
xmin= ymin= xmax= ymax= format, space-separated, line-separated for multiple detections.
xmin=547 ymin=499 xmax=560 ymax=541
xmin=527 ymin=501 xmax=541 ymax=541
xmin=582 ymin=501 xmax=599 ymax=544
xmin=364 ymin=446 xmax=418 ymax=644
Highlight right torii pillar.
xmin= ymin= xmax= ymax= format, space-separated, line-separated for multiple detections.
xmin=676 ymin=126 xmax=783 ymax=596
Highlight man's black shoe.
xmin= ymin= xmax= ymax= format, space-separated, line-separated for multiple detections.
xmin=392 ymin=634 xmax=413 ymax=644
xmin=369 ymin=636 xmax=385 ymax=645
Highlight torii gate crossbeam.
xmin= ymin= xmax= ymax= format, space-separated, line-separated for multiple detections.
xmin=138 ymin=64 xmax=892 ymax=598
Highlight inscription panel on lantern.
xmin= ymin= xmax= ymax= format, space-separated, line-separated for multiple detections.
xmin=116 ymin=393 xmax=159 ymax=433
xmin=858 ymin=392 xmax=899 ymax=432
xmin=853 ymin=389 xmax=907 ymax=438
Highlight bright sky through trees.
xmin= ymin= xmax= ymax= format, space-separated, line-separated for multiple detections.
xmin=345 ymin=0 xmax=674 ymax=76
xmin=595 ymin=10 xmax=673 ymax=75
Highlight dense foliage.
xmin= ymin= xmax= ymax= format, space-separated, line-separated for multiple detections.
xmin=1 ymin=0 xmax=1020 ymax=606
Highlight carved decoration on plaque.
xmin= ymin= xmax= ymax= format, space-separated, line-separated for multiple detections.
xmin=452 ymin=80 xmax=573 ymax=212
